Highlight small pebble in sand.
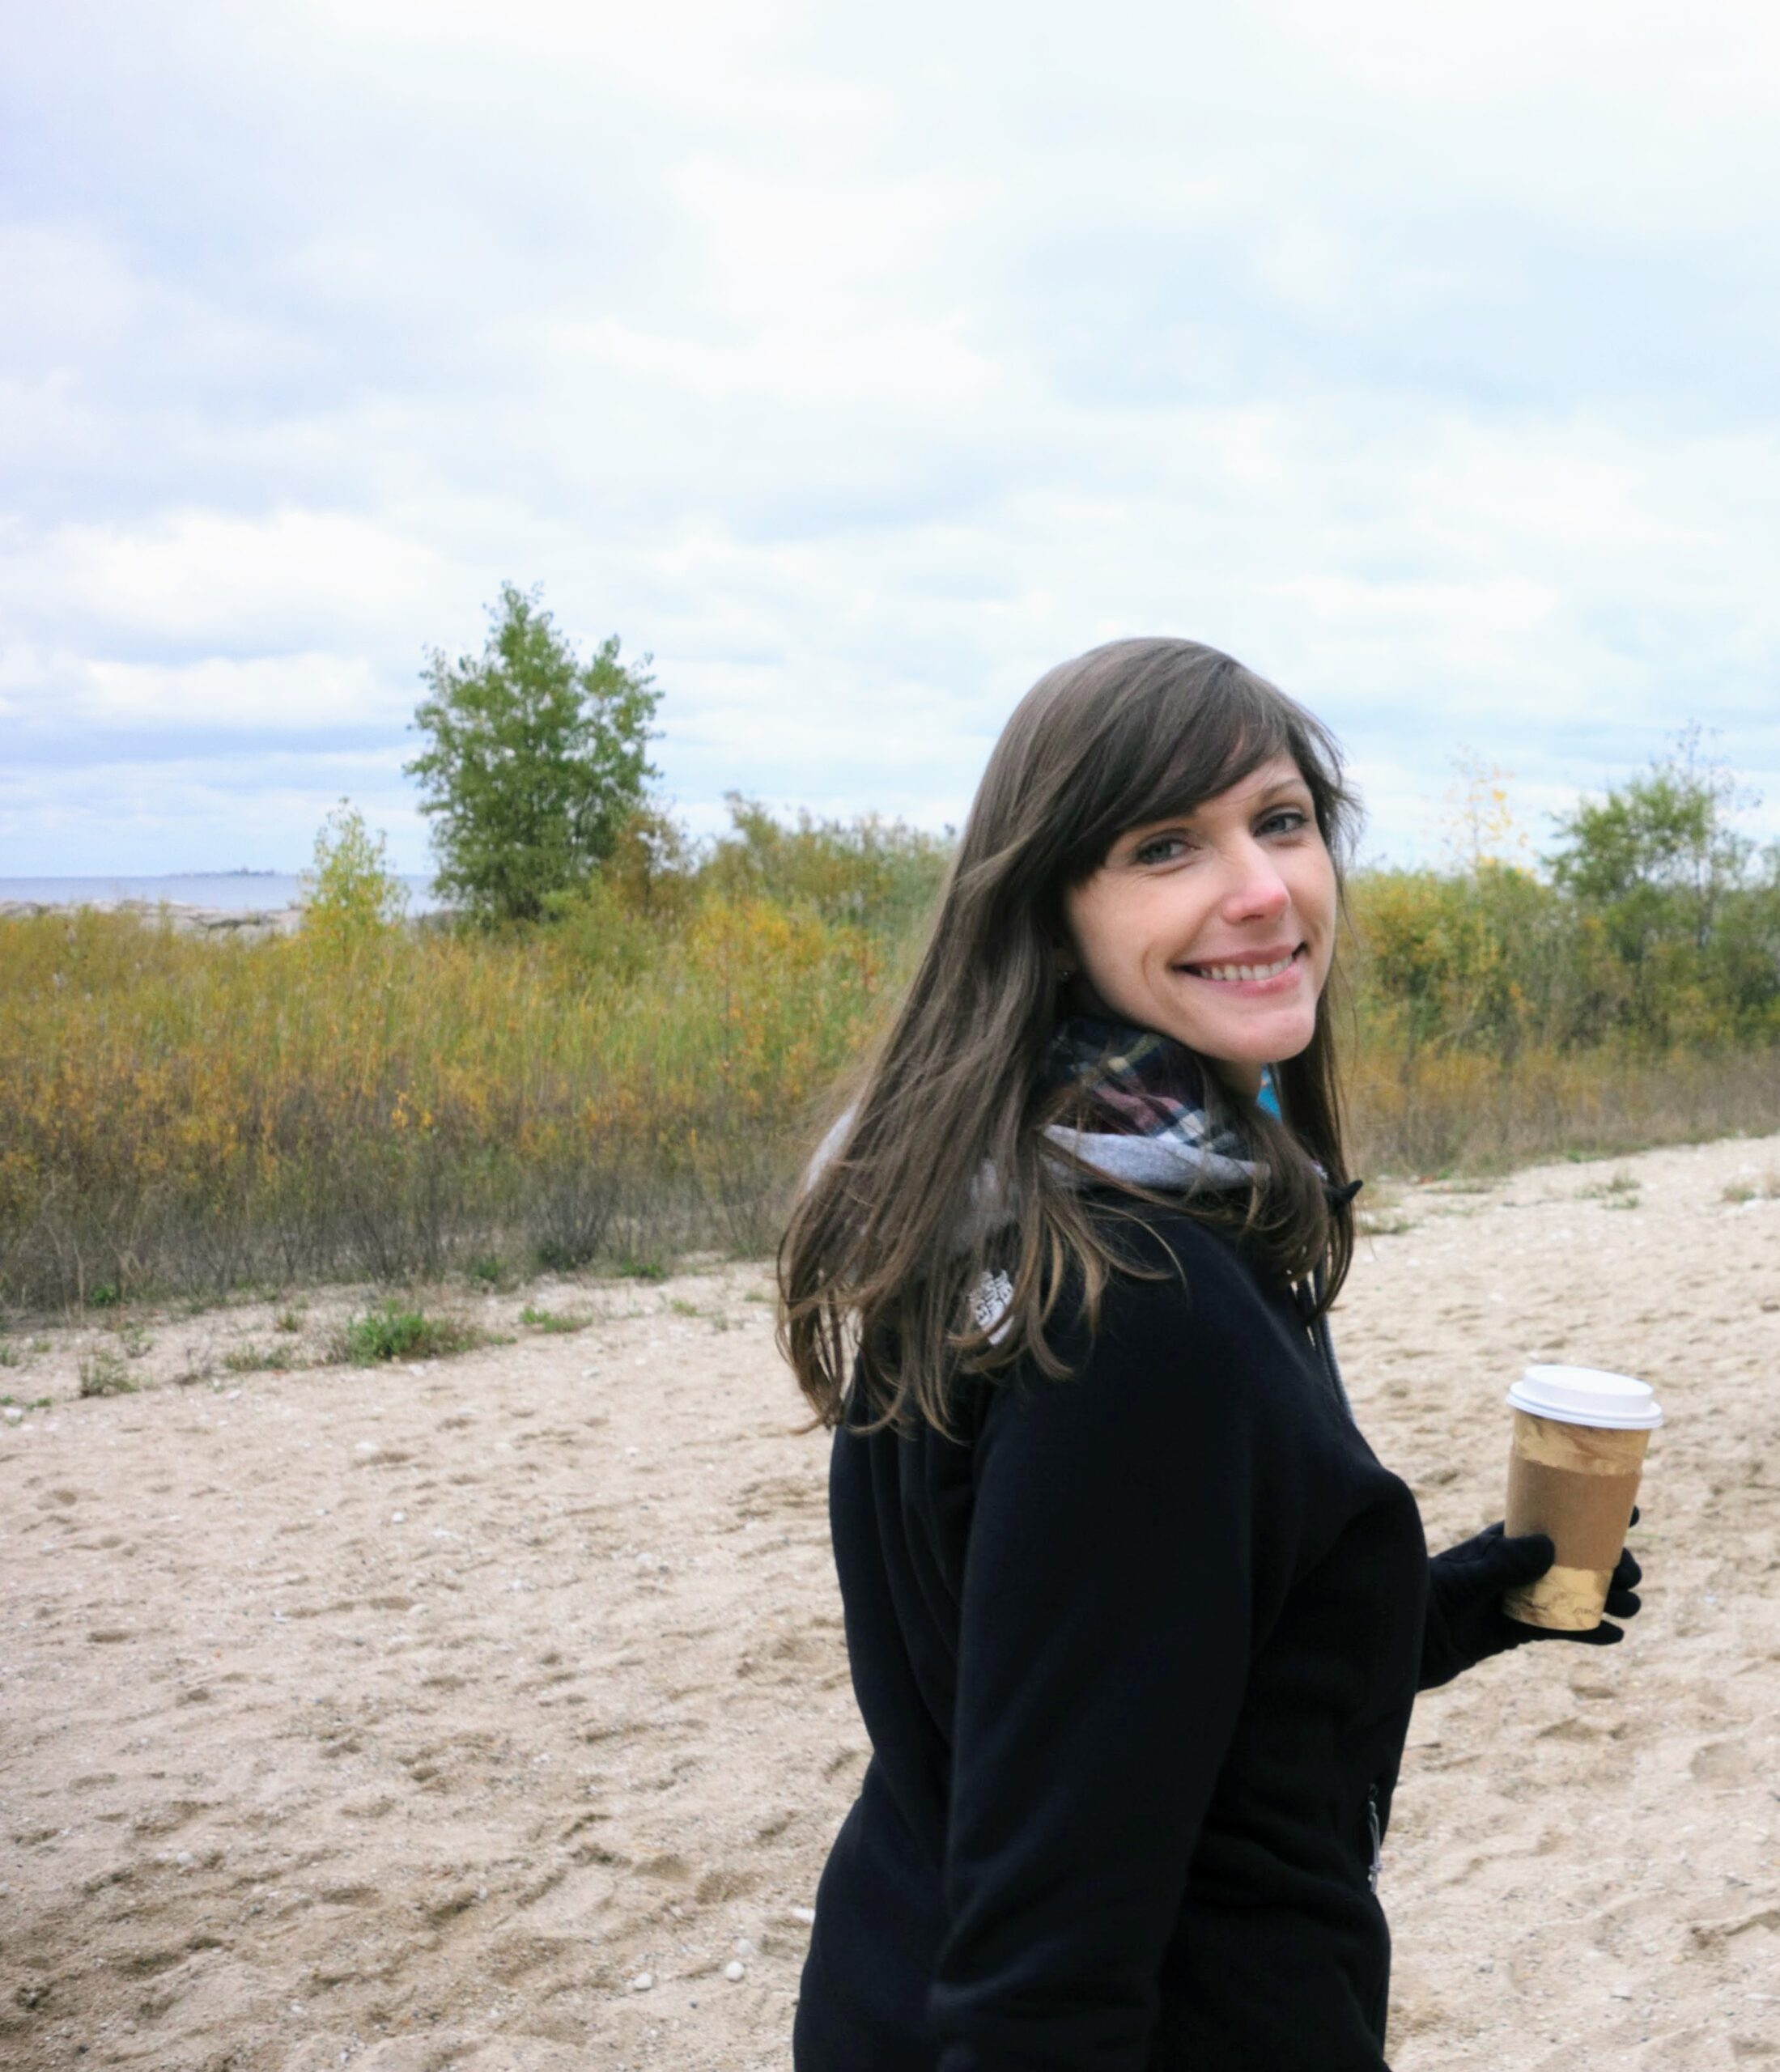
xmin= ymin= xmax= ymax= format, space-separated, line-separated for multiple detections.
xmin=3 ymin=1408 xmax=21 ymax=1424
xmin=734 ymin=1938 xmax=756 ymax=1958
xmin=792 ymin=1906 xmax=816 ymax=1924
xmin=724 ymin=1961 xmax=747 ymax=1983
xmin=629 ymin=1972 xmax=655 ymax=1993
xmin=390 ymin=1510 xmax=406 ymax=1523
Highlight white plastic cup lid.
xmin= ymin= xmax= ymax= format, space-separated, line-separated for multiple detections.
xmin=1506 ymin=1364 xmax=1663 ymax=1431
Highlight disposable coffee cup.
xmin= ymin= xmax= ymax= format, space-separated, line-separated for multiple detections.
xmin=1502 ymin=1365 xmax=1662 ymax=1632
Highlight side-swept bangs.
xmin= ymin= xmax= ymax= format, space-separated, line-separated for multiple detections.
xmin=1040 ymin=647 xmax=1355 ymax=894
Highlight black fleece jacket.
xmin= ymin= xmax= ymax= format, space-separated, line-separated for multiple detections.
xmin=793 ymin=1201 xmax=1433 ymax=2072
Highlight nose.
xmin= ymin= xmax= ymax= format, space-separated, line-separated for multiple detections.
xmin=1220 ymin=839 xmax=1290 ymax=926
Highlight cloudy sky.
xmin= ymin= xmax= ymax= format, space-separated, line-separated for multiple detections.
xmin=4 ymin=0 xmax=1779 ymax=876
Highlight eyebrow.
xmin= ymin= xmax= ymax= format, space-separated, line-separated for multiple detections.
xmin=1128 ymin=775 xmax=1311 ymax=838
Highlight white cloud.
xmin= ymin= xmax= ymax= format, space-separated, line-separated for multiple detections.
xmin=2 ymin=0 xmax=1778 ymax=873
xmin=9 ymin=509 xmax=440 ymax=646
xmin=6 ymin=650 xmax=397 ymax=732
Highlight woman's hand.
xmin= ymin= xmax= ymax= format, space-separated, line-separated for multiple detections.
xmin=1417 ymin=1508 xmax=1644 ymax=1691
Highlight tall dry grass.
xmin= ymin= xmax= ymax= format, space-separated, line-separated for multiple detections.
xmin=1345 ymin=1041 xmax=1780 ymax=1177
xmin=5 ymin=834 xmax=1780 ymax=1310
xmin=0 ymin=898 xmax=889 ymax=1309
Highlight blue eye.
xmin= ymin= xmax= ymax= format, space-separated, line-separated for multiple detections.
xmin=1259 ymin=809 xmax=1310 ymax=837
xmin=1133 ymin=834 xmax=1190 ymax=866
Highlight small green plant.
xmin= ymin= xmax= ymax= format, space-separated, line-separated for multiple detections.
xmin=669 ymin=1297 xmax=701 ymax=1318
xmin=334 ymin=1301 xmax=483 ymax=1366
xmin=618 ymin=1258 xmax=666 ymax=1283
xmin=533 ymin=1238 xmax=600 ymax=1272
xmin=469 ymin=1255 xmax=509 ymax=1288
xmin=742 ymin=1291 xmax=771 ymax=1305
xmin=299 ymin=800 xmax=409 ymax=953
xmin=518 ymin=1303 xmax=588 ymax=1335
xmin=0 ymin=1340 xmax=22 ymax=1368
xmin=274 ymin=1307 xmax=304 ymax=1334
xmin=79 ymin=1348 xmax=135 ymax=1396
xmin=1583 ymin=1170 xmax=1642 ymax=1208
xmin=88 ymin=1283 xmax=122 ymax=1309
xmin=223 ymin=1344 xmax=293 ymax=1374
xmin=1723 ymin=1171 xmax=1780 ymax=1205
xmin=115 ymin=1321 xmax=153 ymax=1359
xmin=2 ymin=1393 xmax=54 ymax=1411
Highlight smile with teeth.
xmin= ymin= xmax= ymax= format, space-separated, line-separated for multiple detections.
xmin=1183 ymin=949 xmax=1302 ymax=983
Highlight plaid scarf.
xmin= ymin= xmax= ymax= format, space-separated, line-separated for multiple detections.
xmin=806 ymin=1017 xmax=1263 ymax=1238
xmin=1037 ymin=1017 xmax=1352 ymax=1416
xmin=1042 ymin=1015 xmax=1259 ymax=1187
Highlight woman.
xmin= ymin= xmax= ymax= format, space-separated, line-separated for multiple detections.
xmin=779 ymin=639 xmax=1643 ymax=2071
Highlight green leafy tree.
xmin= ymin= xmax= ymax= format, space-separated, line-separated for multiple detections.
xmin=1548 ymin=728 xmax=1777 ymax=1044
xmin=406 ymin=583 xmax=661 ymax=925
xmin=300 ymin=800 xmax=408 ymax=954
xmin=1549 ymin=726 xmax=1750 ymax=952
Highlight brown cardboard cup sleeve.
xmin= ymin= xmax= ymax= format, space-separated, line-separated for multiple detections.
xmin=1501 ymin=1365 xmax=1662 ymax=1633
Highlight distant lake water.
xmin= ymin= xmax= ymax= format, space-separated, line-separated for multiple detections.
xmin=0 ymin=873 xmax=444 ymax=914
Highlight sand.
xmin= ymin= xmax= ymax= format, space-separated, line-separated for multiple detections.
xmin=3 ymin=1132 xmax=1778 ymax=2071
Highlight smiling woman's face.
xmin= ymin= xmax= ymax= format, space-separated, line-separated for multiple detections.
xmin=1060 ymin=754 xmax=1338 ymax=1097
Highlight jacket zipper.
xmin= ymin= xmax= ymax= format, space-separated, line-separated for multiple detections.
xmin=1366 ymin=1784 xmax=1383 ymax=1893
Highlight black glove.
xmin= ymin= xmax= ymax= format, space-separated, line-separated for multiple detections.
xmin=1417 ymin=1507 xmax=1644 ymax=1692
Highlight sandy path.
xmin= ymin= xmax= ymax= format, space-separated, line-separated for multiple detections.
xmin=3 ymin=1133 xmax=1778 ymax=2071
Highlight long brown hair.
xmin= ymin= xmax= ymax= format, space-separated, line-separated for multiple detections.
xmin=778 ymin=637 xmax=1359 ymax=1434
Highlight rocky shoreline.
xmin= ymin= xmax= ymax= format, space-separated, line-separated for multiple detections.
xmin=0 ymin=900 xmax=457 ymax=940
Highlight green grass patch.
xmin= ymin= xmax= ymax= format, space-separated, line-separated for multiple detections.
xmin=1582 ymin=1170 xmax=1642 ymax=1208
xmin=333 ymin=1301 xmax=484 ymax=1366
xmin=518 ymin=1303 xmax=588 ymax=1335
xmin=1723 ymin=1172 xmax=1780 ymax=1204
xmin=222 ymin=1344 xmax=295 ymax=1374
